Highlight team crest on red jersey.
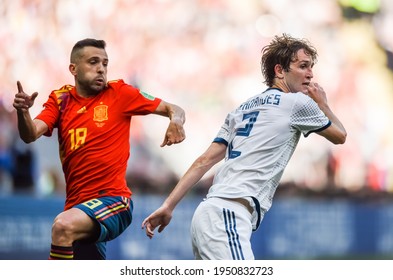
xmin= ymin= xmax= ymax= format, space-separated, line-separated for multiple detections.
xmin=93 ymin=103 xmax=108 ymax=127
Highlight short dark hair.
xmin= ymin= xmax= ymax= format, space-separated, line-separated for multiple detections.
xmin=261 ymin=34 xmax=318 ymax=87
xmin=70 ymin=38 xmax=106 ymax=63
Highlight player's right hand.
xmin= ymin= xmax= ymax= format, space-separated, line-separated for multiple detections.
xmin=141 ymin=207 xmax=173 ymax=239
xmin=306 ymin=82 xmax=328 ymax=106
xmin=13 ymin=81 xmax=38 ymax=112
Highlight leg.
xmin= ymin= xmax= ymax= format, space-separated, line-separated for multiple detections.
xmin=49 ymin=196 xmax=133 ymax=260
xmin=73 ymin=241 xmax=106 ymax=260
xmin=51 ymin=208 xmax=99 ymax=246
xmin=49 ymin=208 xmax=99 ymax=260
xmin=191 ymin=197 xmax=254 ymax=260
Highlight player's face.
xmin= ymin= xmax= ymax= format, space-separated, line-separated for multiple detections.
xmin=283 ymin=49 xmax=314 ymax=94
xmin=72 ymin=46 xmax=108 ymax=96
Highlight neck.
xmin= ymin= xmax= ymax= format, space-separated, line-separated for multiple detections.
xmin=271 ymin=80 xmax=289 ymax=93
xmin=75 ymin=84 xmax=100 ymax=98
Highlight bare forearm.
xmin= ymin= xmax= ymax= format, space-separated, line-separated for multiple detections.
xmin=17 ymin=110 xmax=38 ymax=143
xmin=163 ymin=142 xmax=226 ymax=210
xmin=163 ymin=166 xmax=206 ymax=210
xmin=317 ymin=103 xmax=347 ymax=144
xmin=155 ymin=101 xmax=185 ymax=124
xmin=306 ymin=83 xmax=346 ymax=143
xmin=16 ymin=110 xmax=48 ymax=143
xmin=167 ymin=103 xmax=185 ymax=125
xmin=319 ymin=103 xmax=346 ymax=134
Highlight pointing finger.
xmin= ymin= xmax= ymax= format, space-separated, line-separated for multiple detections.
xmin=17 ymin=81 xmax=24 ymax=93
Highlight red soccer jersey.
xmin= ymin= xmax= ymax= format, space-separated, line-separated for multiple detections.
xmin=35 ymin=79 xmax=161 ymax=210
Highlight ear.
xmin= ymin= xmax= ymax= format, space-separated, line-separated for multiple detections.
xmin=69 ymin=63 xmax=77 ymax=76
xmin=274 ymin=64 xmax=284 ymax=79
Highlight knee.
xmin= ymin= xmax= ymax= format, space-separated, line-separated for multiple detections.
xmin=51 ymin=215 xmax=76 ymax=244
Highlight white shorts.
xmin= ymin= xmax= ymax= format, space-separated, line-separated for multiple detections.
xmin=190 ymin=197 xmax=254 ymax=260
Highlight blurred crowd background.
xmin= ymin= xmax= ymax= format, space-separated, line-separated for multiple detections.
xmin=1 ymin=0 xmax=393 ymax=201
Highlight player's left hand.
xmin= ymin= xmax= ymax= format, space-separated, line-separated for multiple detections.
xmin=161 ymin=119 xmax=185 ymax=147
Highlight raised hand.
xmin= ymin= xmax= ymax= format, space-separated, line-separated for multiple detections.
xmin=13 ymin=81 xmax=38 ymax=112
xmin=306 ymin=82 xmax=328 ymax=106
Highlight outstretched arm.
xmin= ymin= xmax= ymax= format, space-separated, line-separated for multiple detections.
xmin=13 ymin=81 xmax=48 ymax=143
xmin=153 ymin=100 xmax=186 ymax=147
xmin=306 ymin=82 xmax=347 ymax=144
xmin=142 ymin=142 xmax=227 ymax=238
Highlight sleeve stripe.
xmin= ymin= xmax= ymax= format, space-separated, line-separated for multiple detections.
xmin=213 ymin=137 xmax=228 ymax=146
xmin=304 ymin=120 xmax=332 ymax=137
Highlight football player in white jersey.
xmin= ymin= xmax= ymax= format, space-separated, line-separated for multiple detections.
xmin=142 ymin=34 xmax=347 ymax=259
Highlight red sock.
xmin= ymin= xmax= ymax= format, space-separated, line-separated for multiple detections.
xmin=49 ymin=244 xmax=74 ymax=260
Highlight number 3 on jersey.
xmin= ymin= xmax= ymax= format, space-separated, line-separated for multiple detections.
xmin=228 ymin=111 xmax=259 ymax=159
xmin=69 ymin=128 xmax=87 ymax=150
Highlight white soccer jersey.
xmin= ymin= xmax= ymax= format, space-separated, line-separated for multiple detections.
xmin=206 ymin=88 xmax=331 ymax=230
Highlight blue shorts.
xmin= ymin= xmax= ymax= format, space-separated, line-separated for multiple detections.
xmin=73 ymin=196 xmax=133 ymax=259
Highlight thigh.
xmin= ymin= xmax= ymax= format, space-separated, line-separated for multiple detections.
xmin=73 ymin=196 xmax=133 ymax=242
xmin=191 ymin=197 xmax=254 ymax=260
xmin=54 ymin=207 xmax=99 ymax=241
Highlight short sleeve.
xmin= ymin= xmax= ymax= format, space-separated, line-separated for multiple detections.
xmin=290 ymin=94 xmax=331 ymax=137
xmin=34 ymin=91 xmax=63 ymax=136
xmin=112 ymin=80 xmax=161 ymax=115
xmin=213 ymin=113 xmax=231 ymax=145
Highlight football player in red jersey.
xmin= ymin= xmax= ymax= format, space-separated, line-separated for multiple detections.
xmin=13 ymin=38 xmax=186 ymax=259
